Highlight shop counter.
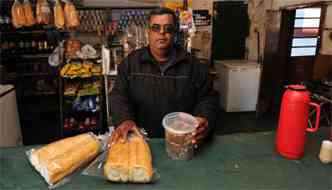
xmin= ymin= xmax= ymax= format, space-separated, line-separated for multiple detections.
xmin=0 ymin=129 xmax=331 ymax=190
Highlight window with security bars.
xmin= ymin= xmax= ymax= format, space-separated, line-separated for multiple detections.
xmin=291 ymin=8 xmax=321 ymax=57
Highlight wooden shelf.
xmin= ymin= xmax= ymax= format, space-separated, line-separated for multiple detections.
xmin=20 ymin=53 xmax=52 ymax=59
xmin=23 ymin=91 xmax=57 ymax=97
xmin=19 ymin=73 xmax=54 ymax=77
xmin=61 ymin=75 xmax=102 ymax=80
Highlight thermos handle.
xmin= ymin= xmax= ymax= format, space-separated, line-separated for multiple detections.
xmin=306 ymin=102 xmax=321 ymax=132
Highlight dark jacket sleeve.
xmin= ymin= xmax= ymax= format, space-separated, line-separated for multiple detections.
xmin=109 ymin=59 xmax=135 ymax=127
xmin=191 ymin=58 xmax=220 ymax=130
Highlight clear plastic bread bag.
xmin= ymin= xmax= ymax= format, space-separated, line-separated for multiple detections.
xmin=36 ymin=0 xmax=51 ymax=25
xmin=26 ymin=132 xmax=103 ymax=189
xmin=54 ymin=0 xmax=65 ymax=29
xmin=23 ymin=0 xmax=35 ymax=26
xmin=11 ymin=0 xmax=26 ymax=28
xmin=64 ymin=0 xmax=79 ymax=28
xmin=82 ymin=128 xmax=160 ymax=184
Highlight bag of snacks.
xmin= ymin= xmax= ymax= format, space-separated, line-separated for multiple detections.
xmin=23 ymin=0 xmax=35 ymax=27
xmin=54 ymin=0 xmax=65 ymax=29
xmin=11 ymin=0 xmax=26 ymax=28
xmin=36 ymin=0 xmax=51 ymax=25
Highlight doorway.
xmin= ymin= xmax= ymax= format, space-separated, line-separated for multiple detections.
xmin=212 ymin=1 xmax=249 ymax=60
xmin=285 ymin=7 xmax=323 ymax=84
xmin=256 ymin=6 xmax=326 ymax=116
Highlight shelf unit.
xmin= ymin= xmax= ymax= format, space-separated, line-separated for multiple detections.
xmin=1 ymin=0 xmax=160 ymax=143
xmin=58 ymin=34 xmax=106 ymax=137
xmin=0 ymin=0 xmax=68 ymax=144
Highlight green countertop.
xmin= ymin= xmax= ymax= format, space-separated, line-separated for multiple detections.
xmin=1 ymin=129 xmax=331 ymax=190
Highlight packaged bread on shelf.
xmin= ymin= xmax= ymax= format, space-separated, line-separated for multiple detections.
xmin=104 ymin=134 xmax=153 ymax=183
xmin=64 ymin=1 xmax=79 ymax=28
xmin=28 ymin=133 xmax=102 ymax=187
xmin=54 ymin=0 xmax=65 ymax=29
xmin=23 ymin=0 xmax=35 ymax=27
xmin=11 ymin=0 xmax=26 ymax=28
xmin=36 ymin=0 xmax=51 ymax=25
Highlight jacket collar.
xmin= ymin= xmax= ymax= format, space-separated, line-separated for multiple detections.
xmin=141 ymin=45 xmax=189 ymax=65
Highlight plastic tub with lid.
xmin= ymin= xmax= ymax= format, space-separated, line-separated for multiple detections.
xmin=162 ymin=112 xmax=198 ymax=160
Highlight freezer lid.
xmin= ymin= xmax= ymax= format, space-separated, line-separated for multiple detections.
xmin=214 ymin=60 xmax=261 ymax=70
xmin=0 ymin=85 xmax=14 ymax=97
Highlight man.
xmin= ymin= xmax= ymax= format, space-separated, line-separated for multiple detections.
xmin=109 ymin=7 xmax=218 ymax=147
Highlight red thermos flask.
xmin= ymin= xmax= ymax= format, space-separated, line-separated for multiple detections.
xmin=276 ymin=85 xmax=321 ymax=159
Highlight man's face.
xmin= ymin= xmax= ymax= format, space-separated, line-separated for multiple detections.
xmin=148 ymin=14 xmax=175 ymax=51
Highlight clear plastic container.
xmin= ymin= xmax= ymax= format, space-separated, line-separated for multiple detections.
xmin=162 ymin=112 xmax=198 ymax=160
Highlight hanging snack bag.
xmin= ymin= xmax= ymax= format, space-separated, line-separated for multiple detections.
xmin=36 ymin=0 xmax=51 ymax=25
xmin=23 ymin=0 xmax=35 ymax=27
xmin=64 ymin=1 xmax=79 ymax=28
xmin=54 ymin=0 xmax=65 ymax=29
xmin=11 ymin=0 xmax=26 ymax=28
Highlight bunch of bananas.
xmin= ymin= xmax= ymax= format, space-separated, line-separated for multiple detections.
xmin=60 ymin=61 xmax=102 ymax=78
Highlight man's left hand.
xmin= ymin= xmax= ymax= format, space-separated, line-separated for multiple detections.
xmin=192 ymin=116 xmax=209 ymax=148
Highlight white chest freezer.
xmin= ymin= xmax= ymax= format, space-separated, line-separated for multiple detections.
xmin=215 ymin=60 xmax=261 ymax=112
xmin=0 ymin=84 xmax=22 ymax=147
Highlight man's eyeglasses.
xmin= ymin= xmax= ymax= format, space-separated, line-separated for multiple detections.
xmin=149 ymin=24 xmax=176 ymax=34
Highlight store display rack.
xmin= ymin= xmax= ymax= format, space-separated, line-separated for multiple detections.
xmin=0 ymin=0 xmax=161 ymax=143
xmin=59 ymin=44 xmax=106 ymax=137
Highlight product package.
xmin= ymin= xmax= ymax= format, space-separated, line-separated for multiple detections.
xmin=23 ymin=0 xmax=35 ymax=26
xmin=27 ymin=133 xmax=102 ymax=188
xmin=64 ymin=1 xmax=79 ymax=28
xmin=83 ymin=129 xmax=159 ymax=183
xmin=36 ymin=0 xmax=51 ymax=25
xmin=54 ymin=0 xmax=65 ymax=29
xmin=11 ymin=0 xmax=26 ymax=28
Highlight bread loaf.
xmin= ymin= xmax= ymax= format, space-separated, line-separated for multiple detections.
xmin=29 ymin=133 xmax=101 ymax=185
xmin=104 ymin=135 xmax=153 ymax=183
xmin=64 ymin=2 xmax=79 ymax=28
xmin=23 ymin=0 xmax=35 ymax=27
xmin=11 ymin=0 xmax=25 ymax=28
xmin=54 ymin=0 xmax=65 ymax=29
xmin=36 ymin=0 xmax=51 ymax=25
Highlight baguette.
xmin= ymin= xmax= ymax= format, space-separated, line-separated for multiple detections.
xmin=103 ymin=139 xmax=130 ymax=182
xmin=128 ymin=135 xmax=153 ymax=183
xmin=29 ymin=133 xmax=101 ymax=185
xmin=104 ymin=135 xmax=153 ymax=183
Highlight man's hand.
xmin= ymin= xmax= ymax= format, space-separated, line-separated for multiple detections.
xmin=192 ymin=116 xmax=209 ymax=148
xmin=108 ymin=120 xmax=141 ymax=145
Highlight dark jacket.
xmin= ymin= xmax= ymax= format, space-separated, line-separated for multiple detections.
xmin=110 ymin=45 xmax=219 ymax=138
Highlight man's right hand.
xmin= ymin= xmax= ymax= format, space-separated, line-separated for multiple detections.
xmin=108 ymin=120 xmax=140 ymax=145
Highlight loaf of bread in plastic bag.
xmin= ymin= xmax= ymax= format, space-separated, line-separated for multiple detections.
xmin=23 ymin=0 xmax=35 ymax=26
xmin=36 ymin=0 xmax=51 ymax=25
xmin=64 ymin=2 xmax=79 ymax=28
xmin=29 ymin=133 xmax=101 ymax=185
xmin=11 ymin=0 xmax=26 ymax=28
xmin=54 ymin=0 xmax=65 ymax=29
xmin=104 ymin=135 xmax=153 ymax=183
